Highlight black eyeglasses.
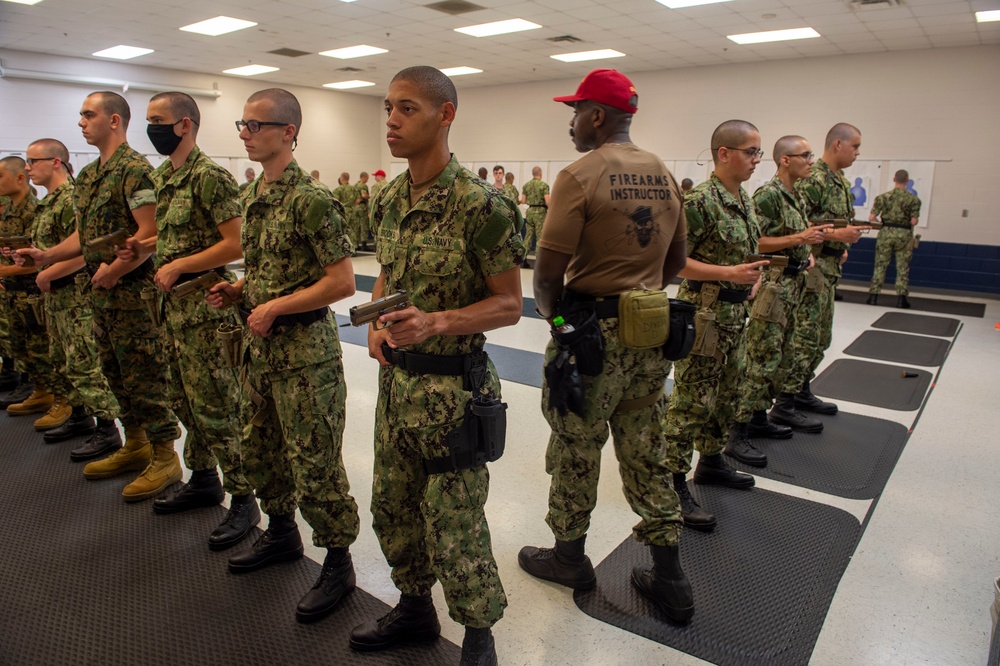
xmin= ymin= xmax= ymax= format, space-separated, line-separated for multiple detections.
xmin=26 ymin=157 xmax=57 ymax=166
xmin=235 ymin=120 xmax=290 ymax=133
xmin=788 ymin=151 xmax=815 ymax=161
xmin=720 ymin=146 xmax=764 ymax=159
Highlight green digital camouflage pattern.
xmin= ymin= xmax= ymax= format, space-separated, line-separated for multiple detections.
xmin=522 ymin=178 xmax=549 ymax=253
xmin=788 ymin=158 xmax=854 ymax=388
xmin=870 ymin=189 xmax=920 ymax=295
xmin=0 ymin=190 xmax=39 ymax=364
xmin=541 ymin=318 xmax=682 ymax=546
xmin=332 ymin=182 xmax=355 ymax=207
xmin=369 ymin=179 xmax=387 ymax=202
xmin=664 ymin=174 xmax=758 ymax=471
xmin=239 ymin=159 xmax=358 ymax=544
xmin=738 ymin=178 xmax=811 ymax=418
xmin=369 ymin=154 xmax=523 ymax=628
xmin=75 ymin=144 xmax=178 ymax=442
xmin=349 ymin=180 xmax=370 ymax=247
xmin=502 ymin=183 xmax=518 ymax=207
xmin=154 ymin=147 xmax=248 ymax=493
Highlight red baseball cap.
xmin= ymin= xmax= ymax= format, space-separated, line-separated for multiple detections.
xmin=373 ymin=169 xmax=386 ymax=177
xmin=553 ymin=69 xmax=638 ymax=114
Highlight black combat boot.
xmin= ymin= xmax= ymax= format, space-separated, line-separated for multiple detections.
xmin=693 ymin=453 xmax=755 ymax=489
xmin=631 ymin=544 xmax=695 ymax=624
xmin=866 ymin=293 xmax=879 ymax=305
xmin=723 ymin=423 xmax=768 ymax=467
xmin=747 ymin=409 xmax=792 ymax=439
xmin=296 ymin=547 xmax=356 ymax=623
xmin=897 ymin=295 xmax=911 ymax=309
xmin=0 ymin=360 xmax=19 ymax=392
xmin=0 ymin=377 xmax=33 ymax=409
xmin=350 ymin=593 xmax=441 ymax=651
xmin=673 ymin=473 xmax=715 ymax=532
xmin=69 ymin=418 xmax=122 ymax=461
xmin=228 ymin=513 xmax=303 ymax=573
xmin=834 ymin=290 xmax=844 ymax=301
xmin=43 ymin=405 xmax=96 ymax=443
xmin=153 ymin=468 xmax=224 ymax=514
xmin=460 ymin=627 xmax=498 ymax=666
xmin=209 ymin=493 xmax=261 ymax=551
xmin=793 ymin=379 xmax=838 ymax=415
xmin=769 ymin=393 xmax=824 ymax=432
xmin=517 ymin=535 xmax=596 ymax=590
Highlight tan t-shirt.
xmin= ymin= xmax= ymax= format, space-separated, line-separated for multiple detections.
xmin=539 ymin=142 xmax=685 ymax=296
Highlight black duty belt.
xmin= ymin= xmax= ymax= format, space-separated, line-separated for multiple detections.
xmin=1 ymin=275 xmax=38 ymax=292
xmin=820 ymin=245 xmax=846 ymax=259
xmin=50 ymin=270 xmax=87 ymax=292
xmin=560 ymin=291 xmax=619 ymax=319
xmin=686 ymin=281 xmax=750 ymax=303
xmin=84 ymin=257 xmax=155 ymax=282
xmin=783 ymin=259 xmax=811 ymax=277
xmin=881 ymin=222 xmax=912 ymax=230
xmin=381 ymin=343 xmax=480 ymax=375
xmin=528 ymin=204 xmax=547 ymax=208
xmin=237 ymin=304 xmax=328 ymax=330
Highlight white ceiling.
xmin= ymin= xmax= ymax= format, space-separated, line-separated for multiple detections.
xmin=1 ymin=0 xmax=997 ymax=95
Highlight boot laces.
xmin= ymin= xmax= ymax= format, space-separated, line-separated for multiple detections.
xmin=675 ymin=482 xmax=701 ymax=512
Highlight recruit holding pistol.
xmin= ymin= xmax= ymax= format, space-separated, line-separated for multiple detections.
xmin=349 ymin=290 xmax=409 ymax=328
xmin=0 ymin=235 xmax=34 ymax=267
xmin=85 ymin=228 xmax=129 ymax=252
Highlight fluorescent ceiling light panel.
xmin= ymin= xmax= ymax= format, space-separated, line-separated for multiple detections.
xmin=180 ymin=16 xmax=257 ymax=36
xmin=92 ymin=45 xmax=154 ymax=60
xmin=3 ymin=0 xmax=45 ymax=5
xmin=727 ymin=27 xmax=820 ymax=45
xmin=223 ymin=64 xmax=279 ymax=76
xmin=319 ymin=45 xmax=388 ymax=59
xmin=455 ymin=18 xmax=541 ymax=37
xmin=323 ymin=80 xmax=375 ymax=89
xmin=655 ymin=0 xmax=733 ymax=8
xmin=440 ymin=66 xmax=482 ymax=76
xmin=976 ymin=10 xmax=1000 ymax=22
xmin=550 ymin=49 xmax=626 ymax=63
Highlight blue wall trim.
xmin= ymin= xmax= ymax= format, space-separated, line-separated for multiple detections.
xmin=842 ymin=237 xmax=1000 ymax=295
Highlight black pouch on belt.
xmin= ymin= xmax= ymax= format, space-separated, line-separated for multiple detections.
xmin=551 ymin=308 xmax=604 ymax=376
xmin=430 ymin=396 xmax=508 ymax=472
xmin=663 ymin=299 xmax=696 ymax=361
xmin=544 ymin=348 xmax=585 ymax=417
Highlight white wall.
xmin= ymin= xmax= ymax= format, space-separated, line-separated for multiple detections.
xmin=0 ymin=49 xmax=384 ymax=189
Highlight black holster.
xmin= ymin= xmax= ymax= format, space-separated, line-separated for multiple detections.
xmin=663 ymin=299 xmax=696 ymax=361
xmin=544 ymin=347 xmax=585 ymax=417
xmin=425 ymin=396 xmax=508 ymax=474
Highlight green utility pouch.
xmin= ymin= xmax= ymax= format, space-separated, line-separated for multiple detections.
xmin=242 ymin=377 xmax=274 ymax=427
xmin=426 ymin=396 xmax=508 ymax=473
xmin=216 ymin=322 xmax=244 ymax=369
xmin=749 ymin=280 xmax=785 ymax=324
xmin=663 ymin=299 xmax=696 ymax=361
xmin=618 ymin=288 xmax=670 ymax=350
xmin=141 ymin=286 xmax=163 ymax=327
xmin=805 ymin=266 xmax=825 ymax=293
xmin=690 ymin=284 xmax=721 ymax=359
xmin=552 ymin=308 xmax=603 ymax=376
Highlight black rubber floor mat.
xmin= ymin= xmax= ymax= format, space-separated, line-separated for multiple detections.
xmin=574 ymin=485 xmax=860 ymax=666
xmin=837 ymin=289 xmax=986 ymax=317
xmin=0 ymin=414 xmax=460 ymax=666
xmin=844 ymin=329 xmax=949 ymax=366
xmin=732 ymin=412 xmax=908 ymax=499
xmin=871 ymin=312 xmax=960 ymax=337
xmin=811 ymin=358 xmax=932 ymax=411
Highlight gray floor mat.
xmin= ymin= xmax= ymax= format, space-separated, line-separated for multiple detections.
xmin=811 ymin=359 xmax=932 ymax=411
xmin=574 ymin=485 xmax=860 ymax=666
xmin=871 ymin=312 xmax=960 ymax=337
xmin=844 ymin=329 xmax=950 ymax=366
xmin=837 ymin=289 xmax=985 ymax=317
xmin=0 ymin=414 xmax=460 ymax=666
xmin=732 ymin=412 xmax=908 ymax=500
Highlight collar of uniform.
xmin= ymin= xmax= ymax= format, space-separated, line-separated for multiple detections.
xmin=768 ymin=175 xmax=806 ymax=211
xmin=37 ymin=181 xmax=72 ymax=209
xmin=3 ymin=190 xmax=38 ymax=219
xmin=95 ymin=142 xmax=132 ymax=177
xmin=154 ymin=144 xmax=202 ymax=190
xmin=391 ymin=154 xmax=460 ymax=217
xmin=253 ymin=159 xmax=305 ymax=205
xmin=708 ymin=172 xmax=750 ymax=217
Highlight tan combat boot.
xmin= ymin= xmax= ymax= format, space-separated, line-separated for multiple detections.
xmin=33 ymin=395 xmax=72 ymax=431
xmin=83 ymin=427 xmax=151 ymax=479
xmin=122 ymin=440 xmax=182 ymax=502
xmin=7 ymin=387 xmax=55 ymax=415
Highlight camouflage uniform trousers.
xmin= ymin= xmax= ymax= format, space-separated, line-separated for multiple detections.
xmin=241 ymin=352 xmax=359 ymax=548
xmin=349 ymin=206 xmax=368 ymax=249
xmin=91 ymin=288 xmax=180 ymax=442
xmin=164 ymin=295 xmax=250 ymax=495
xmin=0 ymin=296 xmax=10 ymax=360
xmin=541 ymin=317 xmax=682 ymax=547
xmin=663 ymin=318 xmax=747 ymax=474
xmin=785 ymin=258 xmax=837 ymax=391
xmin=738 ymin=272 xmax=806 ymax=419
xmin=46 ymin=285 xmax=120 ymax=419
xmin=372 ymin=362 xmax=507 ymax=629
xmin=2 ymin=290 xmax=54 ymax=388
xmin=523 ymin=207 xmax=547 ymax=254
xmin=870 ymin=227 xmax=914 ymax=295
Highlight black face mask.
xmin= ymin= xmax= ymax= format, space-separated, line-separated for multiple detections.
xmin=147 ymin=120 xmax=184 ymax=156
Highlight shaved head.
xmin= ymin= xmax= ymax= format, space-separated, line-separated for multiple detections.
xmin=247 ymin=88 xmax=302 ymax=139
xmin=149 ymin=91 xmax=201 ymax=128
xmin=391 ymin=66 xmax=457 ymax=109
xmin=772 ymin=135 xmax=807 ymax=164
xmin=28 ymin=138 xmax=72 ymax=175
xmin=88 ymin=91 xmax=131 ymax=129
xmin=711 ymin=119 xmax=759 ymax=164
xmin=532 ymin=166 xmax=541 ymax=178
xmin=894 ymin=169 xmax=909 ymax=184
xmin=825 ymin=122 xmax=860 ymax=149
xmin=0 ymin=155 xmax=27 ymax=176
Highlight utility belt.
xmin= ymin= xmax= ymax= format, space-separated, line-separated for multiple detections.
xmin=686 ymin=280 xmax=750 ymax=303
xmin=1 ymin=275 xmax=39 ymax=293
xmin=84 ymin=257 xmax=155 ymax=283
xmin=381 ymin=343 xmax=507 ymax=475
xmin=820 ymin=245 xmax=846 ymax=259
xmin=50 ymin=270 xmax=87 ymax=292
xmin=780 ymin=259 xmax=811 ymax=277
xmin=881 ymin=221 xmax=912 ymax=230
xmin=237 ymin=303 xmax=329 ymax=330
xmin=528 ymin=204 xmax=547 ymax=209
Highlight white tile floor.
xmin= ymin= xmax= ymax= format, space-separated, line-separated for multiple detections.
xmin=219 ymin=255 xmax=1000 ymax=665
